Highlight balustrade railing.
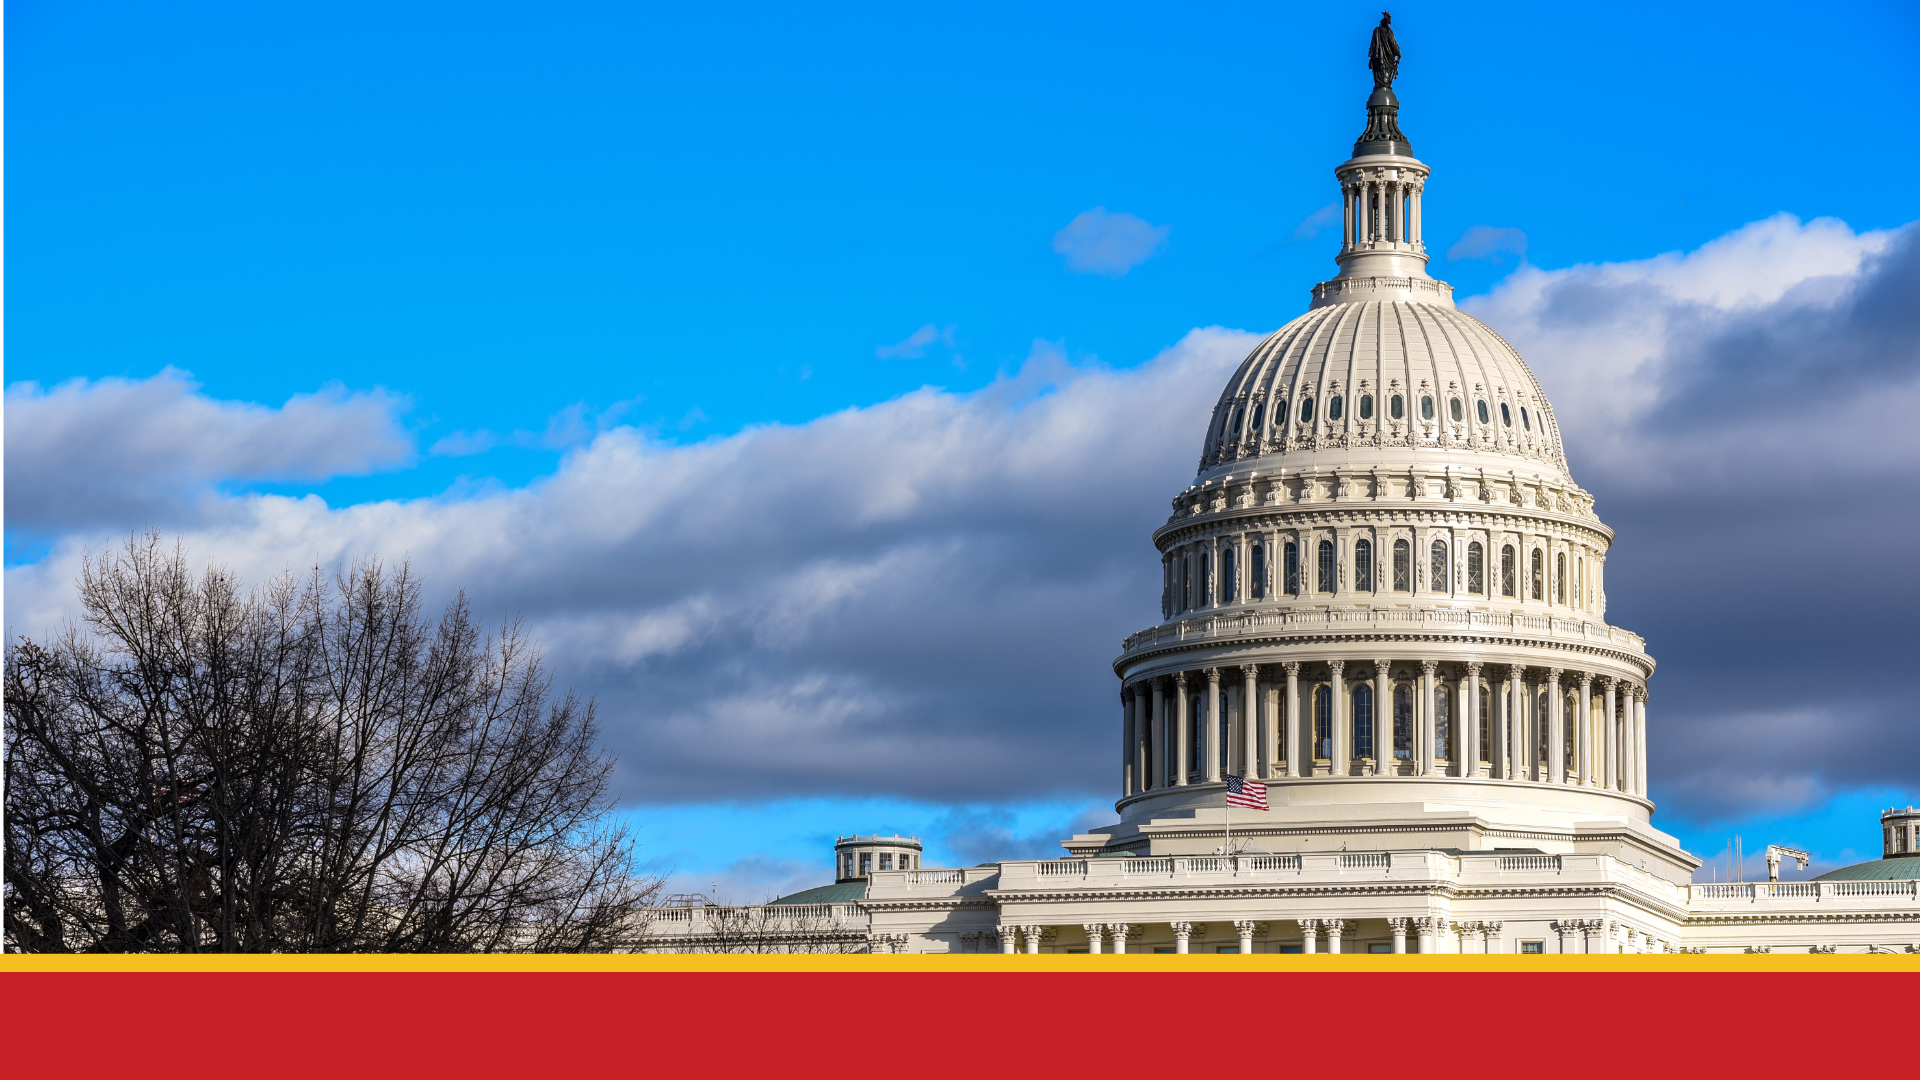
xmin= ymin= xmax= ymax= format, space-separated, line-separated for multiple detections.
xmin=1340 ymin=854 xmax=1390 ymax=870
xmin=1498 ymin=855 xmax=1561 ymax=871
xmin=1124 ymin=858 xmax=1176 ymax=874
xmin=1688 ymin=880 xmax=1919 ymax=902
xmin=1036 ymin=859 xmax=1088 ymax=876
xmin=907 ymin=869 xmax=965 ymax=884
xmin=1242 ymin=855 xmax=1302 ymax=871
xmin=1122 ymin=608 xmax=1646 ymax=656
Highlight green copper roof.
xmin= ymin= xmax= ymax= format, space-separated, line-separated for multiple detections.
xmin=1813 ymin=856 xmax=1920 ymax=882
xmin=769 ymin=881 xmax=867 ymax=905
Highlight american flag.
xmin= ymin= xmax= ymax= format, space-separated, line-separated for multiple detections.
xmin=1225 ymin=774 xmax=1268 ymax=810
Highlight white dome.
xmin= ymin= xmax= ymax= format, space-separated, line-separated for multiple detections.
xmin=1197 ymin=298 xmax=1572 ymax=483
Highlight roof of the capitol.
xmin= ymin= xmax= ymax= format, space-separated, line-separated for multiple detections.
xmin=1812 ymin=856 xmax=1920 ymax=882
xmin=1199 ymin=301 xmax=1571 ymax=481
xmin=769 ymin=881 xmax=867 ymax=905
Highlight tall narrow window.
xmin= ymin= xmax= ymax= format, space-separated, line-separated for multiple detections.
xmin=1219 ymin=695 xmax=1230 ymax=770
xmin=1521 ymin=407 xmax=1532 ymax=430
xmin=1393 ymin=684 xmax=1413 ymax=760
xmin=1313 ymin=686 xmax=1333 ymax=760
xmin=1434 ymin=685 xmax=1452 ymax=760
xmin=1393 ymin=539 xmax=1411 ymax=592
xmin=1536 ymin=691 xmax=1550 ymax=769
xmin=1191 ymin=695 xmax=1203 ymax=778
xmin=1250 ymin=403 xmax=1264 ymax=431
xmin=1284 ymin=541 xmax=1300 ymax=596
xmin=1251 ymin=543 xmax=1267 ymax=599
xmin=1449 ymin=397 xmax=1463 ymax=422
xmin=1353 ymin=684 xmax=1375 ymax=760
xmin=1500 ymin=403 xmax=1512 ymax=427
xmin=1477 ymin=400 xmax=1490 ymax=424
xmin=1359 ymin=394 xmax=1374 ymax=420
xmin=1354 ymin=538 xmax=1374 ymax=591
xmin=1430 ymin=539 xmax=1448 ymax=593
xmin=1317 ymin=539 xmax=1335 ymax=593
xmin=1501 ymin=545 xmax=1516 ymax=597
xmin=1563 ymin=691 xmax=1577 ymax=769
xmin=1530 ymin=549 xmax=1544 ymax=601
xmin=1222 ymin=547 xmax=1237 ymax=603
xmin=1300 ymin=398 xmax=1315 ymax=423
xmin=1201 ymin=551 xmax=1213 ymax=606
xmin=1421 ymin=395 xmax=1435 ymax=420
xmin=1556 ymin=552 xmax=1567 ymax=604
xmin=1574 ymin=558 xmax=1583 ymax=609
xmin=1467 ymin=541 xmax=1484 ymax=594
xmin=1329 ymin=395 xmax=1344 ymax=420
xmin=1479 ymin=684 xmax=1492 ymax=763
xmin=1232 ymin=407 xmax=1244 ymax=435
xmin=1390 ymin=395 xmax=1405 ymax=420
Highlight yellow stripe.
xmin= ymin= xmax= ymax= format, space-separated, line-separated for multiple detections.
xmin=1 ymin=954 xmax=1916 ymax=973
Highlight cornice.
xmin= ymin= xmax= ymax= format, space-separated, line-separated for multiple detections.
xmin=1113 ymin=627 xmax=1655 ymax=681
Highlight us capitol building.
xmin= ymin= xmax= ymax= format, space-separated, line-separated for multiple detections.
xmin=643 ymin=22 xmax=1920 ymax=956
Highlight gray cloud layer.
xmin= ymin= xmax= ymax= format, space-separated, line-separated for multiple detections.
xmin=9 ymin=214 xmax=1916 ymax=827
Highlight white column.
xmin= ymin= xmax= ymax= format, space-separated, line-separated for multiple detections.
xmin=999 ymin=927 xmax=1017 ymax=955
xmin=1604 ymin=678 xmax=1620 ymax=790
xmin=1262 ymin=677 xmax=1279 ymax=780
xmin=1342 ymin=180 xmax=1356 ymax=248
xmin=1150 ymin=680 xmax=1167 ymax=790
xmin=1235 ymin=920 xmax=1256 ymax=955
xmin=1635 ymin=689 xmax=1649 ymax=795
xmin=1374 ymin=660 xmax=1392 ymax=775
xmin=1172 ymin=922 xmax=1192 ymax=954
xmin=1331 ymin=660 xmax=1349 ymax=776
xmin=1024 ymin=925 xmax=1042 ymax=954
xmin=1545 ymin=669 xmax=1563 ymax=783
xmin=1122 ymin=686 xmax=1137 ymax=797
xmin=1083 ymin=924 xmax=1105 ymax=955
xmin=1242 ymin=666 xmax=1259 ymax=778
xmin=1324 ymin=919 xmax=1346 ymax=955
xmin=1576 ymin=674 xmax=1593 ymax=787
xmin=1507 ymin=665 xmax=1526 ymax=780
xmin=1203 ymin=668 xmax=1222 ymax=783
xmin=1461 ymin=663 xmax=1482 ymax=777
xmin=1108 ymin=923 xmax=1131 ymax=955
xmin=1420 ymin=660 xmax=1439 ymax=776
xmin=1389 ymin=918 xmax=1408 ymax=954
xmin=1415 ymin=918 xmax=1435 ymax=954
xmin=1299 ymin=919 xmax=1319 ymax=955
xmin=1284 ymin=662 xmax=1302 ymax=777
xmin=1175 ymin=675 xmax=1191 ymax=788
xmin=1412 ymin=182 xmax=1423 ymax=249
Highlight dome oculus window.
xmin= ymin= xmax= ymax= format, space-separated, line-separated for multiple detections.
xmin=1358 ymin=394 xmax=1374 ymax=420
xmin=1500 ymin=403 xmax=1512 ymax=427
xmin=1328 ymin=395 xmax=1343 ymax=421
xmin=1420 ymin=395 xmax=1435 ymax=421
xmin=1299 ymin=398 xmax=1315 ymax=423
xmin=1476 ymin=400 xmax=1490 ymax=424
xmin=1449 ymin=397 xmax=1463 ymax=422
xmin=1390 ymin=395 xmax=1405 ymax=420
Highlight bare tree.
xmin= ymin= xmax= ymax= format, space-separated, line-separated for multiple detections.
xmin=4 ymin=533 xmax=664 ymax=952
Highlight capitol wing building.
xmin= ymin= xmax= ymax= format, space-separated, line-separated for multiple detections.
xmin=641 ymin=30 xmax=1920 ymax=956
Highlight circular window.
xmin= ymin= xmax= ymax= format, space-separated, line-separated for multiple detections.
xmin=1329 ymin=395 xmax=1344 ymax=420
xmin=1390 ymin=395 xmax=1404 ymax=420
xmin=1449 ymin=397 xmax=1463 ymax=422
xmin=1299 ymin=398 xmax=1315 ymax=423
xmin=1476 ymin=400 xmax=1490 ymax=424
xmin=1420 ymin=395 xmax=1434 ymax=421
xmin=1500 ymin=403 xmax=1512 ymax=426
xmin=1359 ymin=394 xmax=1374 ymax=420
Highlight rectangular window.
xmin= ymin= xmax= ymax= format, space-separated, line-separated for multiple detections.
xmin=1368 ymin=943 xmax=1392 ymax=954
xmin=1284 ymin=542 xmax=1300 ymax=596
xmin=1468 ymin=542 xmax=1484 ymax=594
xmin=1222 ymin=546 xmax=1236 ymax=603
xmin=1430 ymin=541 xmax=1448 ymax=593
xmin=1215 ymin=945 xmax=1239 ymax=954
xmin=1355 ymin=539 xmax=1373 ymax=591
xmin=1317 ymin=540 xmax=1335 ymax=593
xmin=1153 ymin=947 xmax=1177 ymax=954
xmin=879 ymin=854 xmax=891 ymax=871
xmin=860 ymin=855 xmax=871 ymax=875
xmin=1520 ymin=941 xmax=1545 ymax=955
xmin=1393 ymin=540 xmax=1410 ymax=592
xmin=1279 ymin=945 xmax=1304 ymax=955
xmin=1501 ymin=546 xmax=1516 ymax=597
xmin=1251 ymin=544 xmax=1266 ymax=599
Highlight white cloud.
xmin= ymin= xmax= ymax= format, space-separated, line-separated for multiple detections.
xmin=1051 ymin=207 xmax=1170 ymax=276
xmin=1447 ymin=225 xmax=1529 ymax=263
xmin=4 ymin=369 xmax=413 ymax=532
xmin=875 ymin=323 xmax=957 ymax=360
xmin=1291 ymin=201 xmax=1342 ymax=242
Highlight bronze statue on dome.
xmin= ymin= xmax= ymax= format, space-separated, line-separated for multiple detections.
xmin=1369 ymin=12 xmax=1400 ymax=89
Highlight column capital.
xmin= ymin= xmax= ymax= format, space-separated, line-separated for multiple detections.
xmin=1082 ymin=923 xmax=1107 ymax=942
xmin=1507 ymin=664 xmax=1527 ymax=681
xmin=1321 ymin=918 xmax=1347 ymax=934
xmin=1328 ymin=659 xmax=1346 ymax=676
xmin=1577 ymin=671 xmax=1594 ymax=688
xmin=1203 ymin=667 xmax=1221 ymax=682
xmin=1374 ymin=660 xmax=1393 ymax=678
xmin=1463 ymin=661 xmax=1483 ymax=677
xmin=1106 ymin=923 xmax=1134 ymax=941
xmin=1283 ymin=661 xmax=1302 ymax=676
xmin=1233 ymin=920 xmax=1259 ymax=934
xmin=1634 ymin=685 xmax=1649 ymax=702
xmin=1387 ymin=917 xmax=1410 ymax=932
xmin=1598 ymin=674 xmax=1617 ymax=691
xmin=1296 ymin=919 xmax=1319 ymax=934
xmin=1238 ymin=663 xmax=1261 ymax=679
xmin=1420 ymin=659 xmax=1439 ymax=676
xmin=1546 ymin=667 xmax=1564 ymax=682
xmin=1170 ymin=921 xmax=1194 ymax=937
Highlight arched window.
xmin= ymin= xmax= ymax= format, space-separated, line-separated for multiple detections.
xmin=1359 ymin=394 xmax=1374 ymax=420
xmin=1250 ymin=543 xmax=1266 ymax=600
xmin=1521 ymin=406 xmax=1531 ymax=430
xmin=1313 ymin=685 xmax=1333 ymax=760
xmin=1449 ymin=397 xmax=1463 ymax=422
xmin=1300 ymin=397 xmax=1315 ymax=423
xmin=1283 ymin=540 xmax=1300 ymax=596
xmin=1530 ymin=549 xmax=1544 ymax=601
xmin=1390 ymin=395 xmax=1405 ymax=420
xmin=1201 ymin=551 xmax=1213 ymax=606
xmin=1352 ymin=684 xmax=1375 ymax=760
xmin=1317 ymin=539 xmax=1335 ymax=593
xmin=1354 ymin=538 xmax=1374 ymax=591
xmin=1392 ymin=539 xmax=1411 ymax=592
xmin=1434 ymin=685 xmax=1452 ymax=760
xmin=1420 ymin=395 xmax=1435 ymax=420
xmin=1476 ymin=400 xmax=1490 ymax=424
xmin=1467 ymin=541 xmax=1484 ymax=594
xmin=1536 ymin=690 xmax=1550 ymax=770
xmin=1393 ymin=683 xmax=1414 ymax=760
xmin=1430 ymin=539 xmax=1448 ymax=593
xmin=1501 ymin=545 xmax=1516 ymax=597
xmin=1222 ymin=546 xmax=1236 ymax=603
xmin=1250 ymin=403 xmax=1264 ymax=431
xmin=1329 ymin=395 xmax=1344 ymax=420
xmin=1479 ymin=683 xmax=1493 ymax=763
xmin=1556 ymin=552 xmax=1567 ymax=604
xmin=1500 ymin=402 xmax=1512 ymax=427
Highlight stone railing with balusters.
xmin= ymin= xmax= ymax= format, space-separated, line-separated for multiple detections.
xmin=1120 ymin=607 xmax=1647 ymax=658
xmin=1688 ymin=880 xmax=1920 ymax=905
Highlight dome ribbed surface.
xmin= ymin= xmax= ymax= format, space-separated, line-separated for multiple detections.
xmin=1199 ymin=300 xmax=1570 ymax=481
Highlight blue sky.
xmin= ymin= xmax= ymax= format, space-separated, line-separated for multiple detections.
xmin=9 ymin=1 xmax=1920 ymax=897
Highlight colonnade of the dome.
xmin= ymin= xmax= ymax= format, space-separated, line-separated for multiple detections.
xmin=1117 ymin=659 xmax=1646 ymax=802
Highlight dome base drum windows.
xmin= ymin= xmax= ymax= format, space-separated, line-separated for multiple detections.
xmin=1328 ymin=395 xmax=1344 ymax=421
xmin=1429 ymin=540 xmax=1448 ymax=594
xmin=1222 ymin=547 xmax=1237 ymax=604
xmin=1284 ymin=541 xmax=1301 ymax=596
xmin=1392 ymin=539 xmax=1411 ymax=592
xmin=1555 ymin=552 xmax=1567 ymax=605
xmin=1478 ymin=684 xmax=1493 ymax=763
xmin=1390 ymin=395 xmax=1405 ymax=421
xmin=1392 ymin=684 xmax=1414 ymax=760
xmin=1434 ymin=685 xmax=1451 ymax=762
xmin=1352 ymin=684 xmax=1375 ymax=760
xmin=1313 ymin=685 xmax=1333 ymax=761
xmin=1201 ymin=552 xmax=1213 ymax=606
xmin=1467 ymin=541 xmax=1484 ymax=594
xmin=1251 ymin=543 xmax=1267 ymax=600
xmin=1530 ymin=549 xmax=1544 ymax=601
xmin=1354 ymin=538 xmax=1374 ymax=592
xmin=1317 ymin=540 xmax=1335 ymax=594
xmin=1500 ymin=545 xmax=1516 ymax=598
xmin=1420 ymin=395 xmax=1435 ymax=421
xmin=1359 ymin=394 xmax=1374 ymax=421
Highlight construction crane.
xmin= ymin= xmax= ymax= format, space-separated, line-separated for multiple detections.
xmin=1765 ymin=845 xmax=1811 ymax=883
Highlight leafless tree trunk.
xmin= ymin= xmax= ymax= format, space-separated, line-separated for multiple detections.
xmin=4 ymin=533 xmax=663 ymax=952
